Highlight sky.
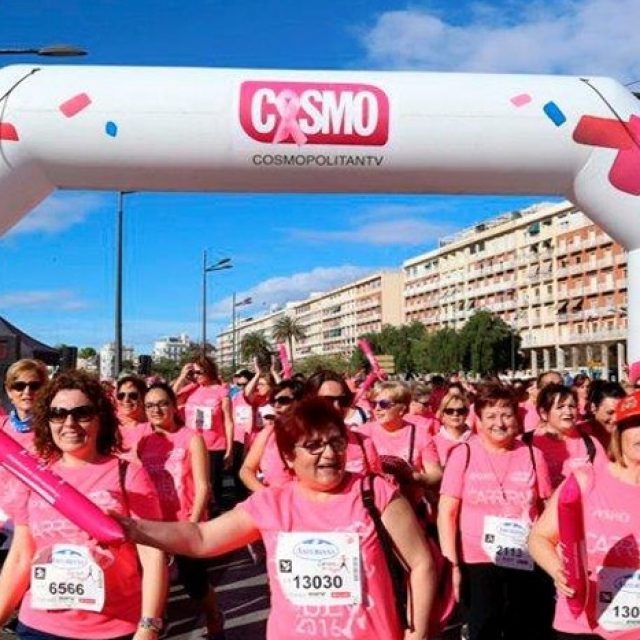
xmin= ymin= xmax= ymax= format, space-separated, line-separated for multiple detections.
xmin=0 ymin=0 xmax=638 ymax=354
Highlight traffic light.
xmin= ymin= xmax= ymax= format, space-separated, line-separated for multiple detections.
xmin=137 ymin=355 xmax=152 ymax=376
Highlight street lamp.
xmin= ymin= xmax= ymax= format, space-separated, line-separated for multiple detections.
xmin=232 ymin=294 xmax=253 ymax=370
xmin=202 ymin=252 xmax=232 ymax=353
xmin=0 ymin=44 xmax=87 ymax=57
xmin=114 ymin=191 xmax=136 ymax=376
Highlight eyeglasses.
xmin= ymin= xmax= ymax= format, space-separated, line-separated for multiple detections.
xmin=296 ymin=435 xmax=348 ymax=455
xmin=116 ymin=391 xmax=139 ymax=402
xmin=443 ymin=407 xmax=469 ymax=416
xmin=11 ymin=381 xmax=43 ymax=393
xmin=144 ymin=400 xmax=171 ymax=411
xmin=191 ymin=369 xmax=205 ymax=376
xmin=48 ymin=405 xmax=97 ymax=424
xmin=321 ymin=394 xmax=351 ymax=408
xmin=373 ymin=399 xmax=396 ymax=410
xmin=273 ymin=396 xmax=295 ymax=406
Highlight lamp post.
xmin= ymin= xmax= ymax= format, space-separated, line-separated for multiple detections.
xmin=202 ymin=252 xmax=232 ymax=353
xmin=0 ymin=44 xmax=87 ymax=57
xmin=114 ymin=191 xmax=135 ymax=377
xmin=232 ymin=294 xmax=253 ymax=370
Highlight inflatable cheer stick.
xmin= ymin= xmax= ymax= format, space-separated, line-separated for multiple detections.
xmin=0 ymin=430 xmax=125 ymax=545
xmin=277 ymin=343 xmax=293 ymax=379
xmin=558 ymin=474 xmax=588 ymax=617
xmin=357 ymin=339 xmax=387 ymax=380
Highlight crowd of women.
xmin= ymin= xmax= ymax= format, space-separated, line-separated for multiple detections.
xmin=0 ymin=356 xmax=639 ymax=640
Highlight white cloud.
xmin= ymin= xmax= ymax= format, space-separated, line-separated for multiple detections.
xmin=359 ymin=0 xmax=640 ymax=80
xmin=208 ymin=265 xmax=377 ymax=321
xmin=285 ymin=203 xmax=458 ymax=246
xmin=6 ymin=192 xmax=107 ymax=236
xmin=0 ymin=290 xmax=88 ymax=311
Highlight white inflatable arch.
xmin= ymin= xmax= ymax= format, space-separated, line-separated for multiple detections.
xmin=0 ymin=65 xmax=638 ymax=375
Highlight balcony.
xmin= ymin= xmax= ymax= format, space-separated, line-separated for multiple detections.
xmin=568 ymin=327 xmax=626 ymax=343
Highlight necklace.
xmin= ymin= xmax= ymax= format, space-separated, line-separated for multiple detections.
xmin=482 ymin=444 xmax=514 ymax=501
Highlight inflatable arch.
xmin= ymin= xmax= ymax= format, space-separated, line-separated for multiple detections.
xmin=0 ymin=64 xmax=639 ymax=375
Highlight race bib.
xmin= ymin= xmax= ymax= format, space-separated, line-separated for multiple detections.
xmin=276 ymin=532 xmax=362 ymax=606
xmin=482 ymin=516 xmax=533 ymax=571
xmin=234 ymin=405 xmax=252 ymax=431
xmin=597 ymin=566 xmax=640 ymax=631
xmin=194 ymin=406 xmax=213 ymax=431
xmin=31 ymin=544 xmax=105 ymax=612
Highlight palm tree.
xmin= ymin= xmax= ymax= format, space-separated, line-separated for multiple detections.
xmin=239 ymin=331 xmax=272 ymax=367
xmin=272 ymin=316 xmax=307 ymax=367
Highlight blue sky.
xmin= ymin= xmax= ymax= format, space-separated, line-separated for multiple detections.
xmin=0 ymin=0 xmax=638 ymax=353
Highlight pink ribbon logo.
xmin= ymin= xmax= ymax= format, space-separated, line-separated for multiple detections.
xmin=272 ymin=90 xmax=308 ymax=145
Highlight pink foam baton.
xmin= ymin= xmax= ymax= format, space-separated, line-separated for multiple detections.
xmin=558 ymin=473 xmax=588 ymax=617
xmin=277 ymin=343 xmax=293 ymax=379
xmin=357 ymin=338 xmax=387 ymax=379
xmin=0 ymin=430 xmax=125 ymax=545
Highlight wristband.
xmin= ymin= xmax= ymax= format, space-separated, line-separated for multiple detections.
xmin=139 ymin=616 xmax=163 ymax=633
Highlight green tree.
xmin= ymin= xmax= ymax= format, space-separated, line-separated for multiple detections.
xmin=459 ymin=310 xmax=519 ymax=375
xmin=240 ymin=331 xmax=273 ymax=368
xmin=151 ymin=357 xmax=180 ymax=381
xmin=424 ymin=327 xmax=463 ymax=374
xmin=272 ymin=316 xmax=307 ymax=367
xmin=78 ymin=347 xmax=97 ymax=360
xmin=296 ymin=353 xmax=350 ymax=377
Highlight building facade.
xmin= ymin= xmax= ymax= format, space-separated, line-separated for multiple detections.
xmin=153 ymin=333 xmax=192 ymax=362
xmin=403 ymin=201 xmax=627 ymax=379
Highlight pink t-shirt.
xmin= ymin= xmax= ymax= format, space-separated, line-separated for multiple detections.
xmin=259 ymin=425 xmax=292 ymax=488
xmin=137 ymin=425 xmax=201 ymax=521
xmin=344 ymin=430 xmax=380 ymax=476
xmin=525 ymin=430 xmax=607 ymax=489
xmin=232 ymin=393 xmax=254 ymax=444
xmin=356 ymin=419 xmax=439 ymax=477
xmin=0 ymin=416 xmax=35 ymax=527
xmin=519 ymin=401 xmax=540 ymax=433
xmin=118 ymin=421 xmax=150 ymax=461
xmin=240 ymin=474 xmax=402 ymax=640
xmin=441 ymin=436 xmax=552 ymax=564
xmin=433 ymin=427 xmax=472 ymax=467
xmin=13 ymin=456 xmax=162 ymax=639
xmin=554 ymin=464 xmax=640 ymax=639
xmin=404 ymin=413 xmax=438 ymax=436
xmin=184 ymin=384 xmax=228 ymax=451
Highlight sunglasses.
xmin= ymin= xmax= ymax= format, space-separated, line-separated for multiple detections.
xmin=296 ymin=435 xmax=348 ymax=455
xmin=443 ymin=407 xmax=469 ymax=416
xmin=116 ymin=391 xmax=140 ymax=402
xmin=191 ymin=369 xmax=205 ymax=376
xmin=48 ymin=405 xmax=97 ymax=424
xmin=273 ymin=395 xmax=295 ymax=406
xmin=145 ymin=400 xmax=171 ymax=411
xmin=262 ymin=414 xmax=276 ymax=420
xmin=11 ymin=381 xmax=43 ymax=393
xmin=373 ymin=399 xmax=396 ymax=410
xmin=321 ymin=394 xmax=351 ymax=409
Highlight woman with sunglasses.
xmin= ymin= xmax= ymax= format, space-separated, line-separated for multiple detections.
xmin=529 ymin=391 xmax=640 ymax=640
xmin=0 ymin=360 xmax=49 ymax=566
xmin=137 ymin=383 xmax=224 ymax=639
xmin=115 ymin=397 xmax=437 ymax=640
xmin=115 ymin=376 xmax=148 ymax=460
xmin=239 ymin=381 xmax=304 ymax=493
xmin=173 ymin=356 xmax=233 ymax=513
xmin=438 ymin=384 xmax=554 ymax=640
xmin=357 ymin=381 xmax=442 ymax=499
xmin=305 ymin=370 xmax=380 ymax=475
xmin=433 ymin=391 xmax=472 ymax=466
xmin=0 ymin=370 xmax=167 ymax=640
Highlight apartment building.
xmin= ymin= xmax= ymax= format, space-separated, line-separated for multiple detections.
xmin=216 ymin=271 xmax=403 ymax=368
xmin=153 ymin=333 xmax=192 ymax=362
xmin=403 ymin=201 xmax=627 ymax=379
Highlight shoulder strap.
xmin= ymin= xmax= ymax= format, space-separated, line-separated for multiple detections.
xmin=360 ymin=475 xmax=410 ymax=629
xmin=118 ymin=458 xmax=130 ymax=516
xmin=580 ymin=431 xmax=597 ymax=464
xmin=408 ymin=422 xmax=416 ymax=466
xmin=521 ymin=430 xmax=534 ymax=446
